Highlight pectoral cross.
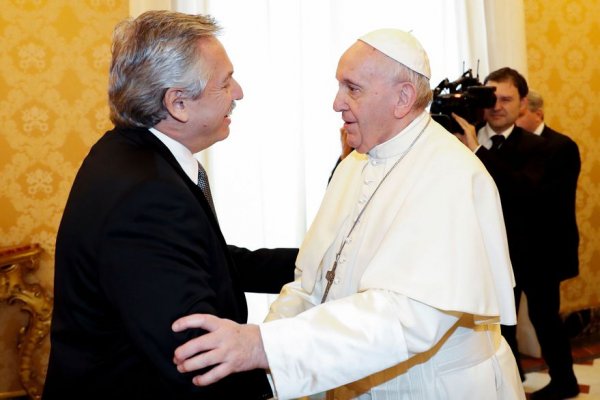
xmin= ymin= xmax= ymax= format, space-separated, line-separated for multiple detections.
xmin=321 ymin=260 xmax=338 ymax=303
xmin=317 ymin=119 xmax=431 ymax=305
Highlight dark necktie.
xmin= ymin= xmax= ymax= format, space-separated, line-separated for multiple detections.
xmin=197 ymin=162 xmax=217 ymax=218
xmin=490 ymin=134 xmax=505 ymax=151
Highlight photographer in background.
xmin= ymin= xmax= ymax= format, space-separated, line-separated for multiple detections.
xmin=453 ymin=69 xmax=580 ymax=400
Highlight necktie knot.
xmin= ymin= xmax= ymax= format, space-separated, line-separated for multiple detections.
xmin=197 ymin=162 xmax=217 ymax=218
xmin=490 ymin=134 xmax=505 ymax=151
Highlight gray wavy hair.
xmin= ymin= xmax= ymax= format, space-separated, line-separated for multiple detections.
xmin=526 ymin=89 xmax=544 ymax=112
xmin=391 ymin=62 xmax=433 ymax=111
xmin=108 ymin=10 xmax=221 ymax=128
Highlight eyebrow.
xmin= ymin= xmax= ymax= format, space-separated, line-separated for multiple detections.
xmin=341 ymin=77 xmax=361 ymax=87
xmin=216 ymin=70 xmax=233 ymax=86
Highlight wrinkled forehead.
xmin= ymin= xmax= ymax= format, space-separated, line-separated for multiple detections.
xmin=198 ymin=37 xmax=234 ymax=75
xmin=336 ymin=41 xmax=394 ymax=81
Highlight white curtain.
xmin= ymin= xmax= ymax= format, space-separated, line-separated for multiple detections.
xmin=129 ymin=0 xmax=527 ymax=320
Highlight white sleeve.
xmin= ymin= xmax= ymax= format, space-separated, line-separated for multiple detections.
xmin=260 ymin=289 xmax=460 ymax=400
xmin=264 ymin=274 xmax=321 ymax=322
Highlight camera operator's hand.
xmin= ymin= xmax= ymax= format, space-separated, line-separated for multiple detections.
xmin=451 ymin=113 xmax=479 ymax=152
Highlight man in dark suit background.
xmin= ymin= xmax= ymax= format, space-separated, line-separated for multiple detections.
xmin=43 ymin=10 xmax=296 ymax=399
xmin=517 ymin=90 xmax=581 ymax=285
xmin=453 ymin=69 xmax=580 ymax=400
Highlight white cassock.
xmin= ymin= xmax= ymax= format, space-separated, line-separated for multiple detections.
xmin=260 ymin=112 xmax=525 ymax=400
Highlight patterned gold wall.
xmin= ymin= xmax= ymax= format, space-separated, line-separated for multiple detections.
xmin=0 ymin=0 xmax=127 ymax=393
xmin=523 ymin=0 xmax=600 ymax=313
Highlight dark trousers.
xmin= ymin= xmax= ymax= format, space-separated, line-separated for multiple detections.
xmin=501 ymin=279 xmax=577 ymax=384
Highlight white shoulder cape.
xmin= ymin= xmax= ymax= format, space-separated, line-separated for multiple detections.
xmin=297 ymin=118 xmax=517 ymax=324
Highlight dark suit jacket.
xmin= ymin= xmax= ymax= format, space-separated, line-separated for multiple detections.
xmin=537 ymin=125 xmax=580 ymax=281
xmin=43 ymin=127 xmax=297 ymax=399
xmin=475 ymin=126 xmax=549 ymax=285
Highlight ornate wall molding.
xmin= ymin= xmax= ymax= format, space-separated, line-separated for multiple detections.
xmin=0 ymin=244 xmax=52 ymax=400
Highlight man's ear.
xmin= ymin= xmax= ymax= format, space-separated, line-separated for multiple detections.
xmin=394 ymin=81 xmax=417 ymax=119
xmin=518 ymin=96 xmax=527 ymax=115
xmin=536 ymin=108 xmax=544 ymax=121
xmin=163 ymin=88 xmax=189 ymax=123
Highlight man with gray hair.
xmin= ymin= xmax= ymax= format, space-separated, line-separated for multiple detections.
xmin=515 ymin=90 xmax=581 ymax=400
xmin=172 ymin=29 xmax=525 ymax=399
xmin=516 ymin=89 xmax=545 ymax=133
xmin=43 ymin=10 xmax=296 ymax=399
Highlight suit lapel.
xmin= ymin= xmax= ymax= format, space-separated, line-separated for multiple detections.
xmin=118 ymin=127 xmax=226 ymax=242
xmin=500 ymin=126 xmax=522 ymax=153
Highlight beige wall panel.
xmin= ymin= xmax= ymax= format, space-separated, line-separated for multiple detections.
xmin=523 ymin=0 xmax=600 ymax=312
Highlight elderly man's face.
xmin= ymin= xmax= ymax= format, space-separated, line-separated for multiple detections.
xmin=516 ymin=105 xmax=543 ymax=133
xmin=333 ymin=41 xmax=402 ymax=154
xmin=181 ymin=37 xmax=244 ymax=152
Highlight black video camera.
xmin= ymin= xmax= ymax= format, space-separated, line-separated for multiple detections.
xmin=430 ymin=69 xmax=496 ymax=134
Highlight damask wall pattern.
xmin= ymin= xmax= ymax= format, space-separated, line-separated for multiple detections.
xmin=0 ymin=0 xmax=128 ymax=392
xmin=523 ymin=0 xmax=600 ymax=312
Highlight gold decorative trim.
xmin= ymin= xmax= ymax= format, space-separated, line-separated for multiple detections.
xmin=0 ymin=244 xmax=52 ymax=400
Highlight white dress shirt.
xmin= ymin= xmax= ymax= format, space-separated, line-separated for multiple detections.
xmin=149 ymin=127 xmax=198 ymax=184
xmin=477 ymin=123 xmax=514 ymax=150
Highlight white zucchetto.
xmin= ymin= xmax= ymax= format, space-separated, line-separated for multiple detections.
xmin=359 ymin=29 xmax=431 ymax=79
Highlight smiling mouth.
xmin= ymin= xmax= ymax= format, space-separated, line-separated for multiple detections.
xmin=226 ymin=101 xmax=236 ymax=118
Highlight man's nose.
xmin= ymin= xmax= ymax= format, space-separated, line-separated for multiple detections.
xmin=333 ymin=92 xmax=346 ymax=112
